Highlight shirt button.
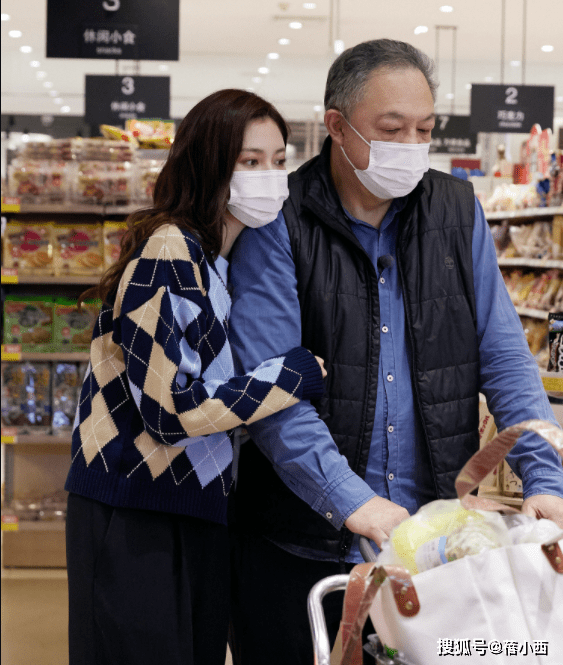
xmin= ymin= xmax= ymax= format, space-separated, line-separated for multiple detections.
xmin=388 ymin=473 xmax=395 ymax=481
xmin=326 ymin=511 xmax=333 ymax=520
xmin=388 ymin=425 xmax=394 ymax=433
xmin=380 ymin=277 xmax=386 ymax=284
xmin=387 ymin=374 xmax=394 ymax=382
xmin=381 ymin=325 xmax=389 ymax=333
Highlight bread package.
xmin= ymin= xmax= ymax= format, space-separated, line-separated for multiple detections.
xmin=103 ymin=221 xmax=128 ymax=270
xmin=52 ymin=224 xmax=103 ymax=275
xmin=3 ymin=222 xmax=53 ymax=274
xmin=1 ymin=362 xmax=52 ymax=435
xmin=52 ymin=298 xmax=99 ymax=351
xmin=3 ymin=296 xmax=53 ymax=352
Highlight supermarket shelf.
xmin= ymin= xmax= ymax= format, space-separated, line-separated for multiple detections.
xmin=3 ymin=202 xmax=144 ymax=215
xmin=514 ymin=307 xmax=549 ymax=320
xmin=4 ymin=274 xmax=100 ymax=285
xmin=486 ymin=206 xmax=563 ymax=221
xmin=497 ymin=258 xmax=563 ymax=269
xmin=1 ymin=568 xmax=67 ymax=580
xmin=540 ymin=371 xmax=563 ymax=395
xmin=1 ymin=435 xmax=72 ymax=446
xmin=10 ymin=520 xmax=66 ymax=532
xmin=19 ymin=352 xmax=89 ymax=362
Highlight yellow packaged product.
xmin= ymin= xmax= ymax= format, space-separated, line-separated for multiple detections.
xmin=53 ymin=224 xmax=104 ymax=275
xmin=3 ymin=222 xmax=54 ymax=274
xmin=103 ymin=221 xmax=128 ymax=270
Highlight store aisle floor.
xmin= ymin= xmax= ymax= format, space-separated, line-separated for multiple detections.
xmin=1 ymin=575 xmax=233 ymax=665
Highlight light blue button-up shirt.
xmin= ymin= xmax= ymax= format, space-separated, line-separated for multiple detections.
xmin=229 ymin=195 xmax=563 ymax=563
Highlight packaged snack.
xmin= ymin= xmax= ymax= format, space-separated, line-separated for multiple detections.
xmin=3 ymin=222 xmax=54 ymax=274
xmin=52 ymin=224 xmax=103 ymax=275
xmin=73 ymin=161 xmax=133 ymax=205
xmin=376 ymin=499 xmax=510 ymax=575
xmin=1 ymin=362 xmax=52 ymax=435
xmin=103 ymin=221 xmax=128 ymax=270
xmin=52 ymin=298 xmax=99 ymax=351
xmin=3 ymin=296 xmax=53 ymax=351
xmin=136 ymin=158 xmax=164 ymax=203
xmin=521 ymin=317 xmax=548 ymax=357
xmin=547 ymin=313 xmax=563 ymax=372
xmin=52 ymin=363 xmax=81 ymax=436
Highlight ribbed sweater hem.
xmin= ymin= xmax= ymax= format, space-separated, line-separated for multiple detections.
xmin=65 ymin=466 xmax=230 ymax=525
xmin=284 ymin=346 xmax=325 ymax=400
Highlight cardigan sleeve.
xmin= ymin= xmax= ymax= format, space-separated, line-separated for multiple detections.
xmin=114 ymin=224 xmax=324 ymax=446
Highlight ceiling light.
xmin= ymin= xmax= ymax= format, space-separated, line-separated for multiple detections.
xmin=20 ymin=45 xmax=32 ymax=53
xmin=510 ymin=60 xmax=521 ymax=67
xmin=313 ymin=105 xmax=323 ymax=112
xmin=30 ymin=60 xmax=41 ymax=67
xmin=246 ymin=87 xmax=255 ymax=92
xmin=158 ymin=64 xmax=168 ymax=71
xmin=54 ymin=98 xmax=63 ymax=105
xmin=557 ymin=96 xmax=563 ymax=103
xmin=289 ymin=21 xmax=302 ymax=29
xmin=9 ymin=30 xmax=22 ymax=38
xmin=61 ymin=106 xmax=71 ymax=113
xmin=252 ymin=76 xmax=262 ymax=84
xmin=439 ymin=5 xmax=454 ymax=11
xmin=541 ymin=45 xmax=554 ymax=52
xmin=49 ymin=90 xmax=59 ymax=96
xmin=484 ymin=76 xmax=493 ymax=82
xmin=414 ymin=26 xmax=429 ymax=35
xmin=1 ymin=13 xmax=10 ymax=20
xmin=303 ymin=2 xmax=317 ymax=7
xmin=278 ymin=38 xmax=290 ymax=45
xmin=258 ymin=66 xmax=269 ymax=74
xmin=334 ymin=39 xmax=345 ymax=55
xmin=466 ymin=83 xmax=472 ymax=89
xmin=446 ymin=93 xmax=455 ymax=99
xmin=267 ymin=52 xmax=280 ymax=60
xmin=43 ymin=81 xmax=54 ymax=88
xmin=36 ymin=71 xmax=47 ymax=79
xmin=22 ymin=133 xmax=30 ymax=143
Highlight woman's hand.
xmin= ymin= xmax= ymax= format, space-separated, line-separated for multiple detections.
xmin=315 ymin=356 xmax=327 ymax=379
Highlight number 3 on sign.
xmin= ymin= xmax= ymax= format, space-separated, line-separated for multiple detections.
xmin=102 ymin=0 xmax=120 ymax=10
xmin=505 ymin=87 xmax=518 ymax=105
xmin=121 ymin=77 xmax=135 ymax=95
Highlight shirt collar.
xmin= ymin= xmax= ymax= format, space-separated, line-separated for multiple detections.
xmin=342 ymin=195 xmax=408 ymax=231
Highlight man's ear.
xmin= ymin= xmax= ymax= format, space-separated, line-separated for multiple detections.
xmin=325 ymin=109 xmax=346 ymax=146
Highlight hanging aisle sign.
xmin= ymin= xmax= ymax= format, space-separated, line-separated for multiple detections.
xmin=85 ymin=75 xmax=170 ymax=129
xmin=429 ymin=115 xmax=477 ymax=154
xmin=470 ymin=84 xmax=554 ymax=134
xmin=46 ymin=0 xmax=179 ymax=61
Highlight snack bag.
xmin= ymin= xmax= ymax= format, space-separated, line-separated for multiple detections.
xmin=547 ymin=313 xmax=563 ymax=372
xmin=52 ymin=224 xmax=104 ymax=275
xmin=103 ymin=221 xmax=128 ymax=270
xmin=1 ymin=362 xmax=52 ymax=435
xmin=52 ymin=298 xmax=99 ymax=351
xmin=3 ymin=296 xmax=53 ymax=351
xmin=52 ymin=363 xmax=81 ymax=436
xmin=3 ymin=222 xmax=53 ymax=274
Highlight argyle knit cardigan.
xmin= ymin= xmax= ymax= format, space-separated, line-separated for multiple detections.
xmin=65 ymin=223 xmax=324 ymax=524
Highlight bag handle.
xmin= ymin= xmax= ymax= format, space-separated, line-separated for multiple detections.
xmin=338 ymin=419 xmax=563 ymax=664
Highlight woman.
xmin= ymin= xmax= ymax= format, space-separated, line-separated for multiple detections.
xmin=65 ymin=89 xmax=325 ymax=665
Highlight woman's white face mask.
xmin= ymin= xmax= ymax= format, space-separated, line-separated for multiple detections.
xmin=227 ymin=169 xmax=289 ymax=228
xmin=340 ymin=114 xmax=430 ymax=200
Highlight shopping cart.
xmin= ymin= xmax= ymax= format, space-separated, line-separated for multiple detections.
xmin=308 ymin=537 xmax=414 ymax=665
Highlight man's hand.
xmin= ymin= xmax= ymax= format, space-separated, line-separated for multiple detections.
xmin=344 ymin=496 xmax=409 ymax=548
xmin=521 ymin=494 xmax=563 ymax=529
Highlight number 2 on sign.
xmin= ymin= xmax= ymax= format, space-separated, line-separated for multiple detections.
xmin=121 ymin=77 xmax=135 ymax=95
xmin=505 ymin=87 xmax=518 ymax=105
xmin=102 ymin=0 xmax=120 ymax=10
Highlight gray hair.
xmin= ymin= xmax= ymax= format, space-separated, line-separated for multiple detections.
xmin=324 ymin=39 xmax=438 ymax=117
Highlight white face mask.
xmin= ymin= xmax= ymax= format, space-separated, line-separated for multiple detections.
xmin=227 ymin=170 xmax=289 ymax=229
xmin=340 ymin=115 xmax=430 ymax=200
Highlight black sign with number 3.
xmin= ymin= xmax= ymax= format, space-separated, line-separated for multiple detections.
xmin=47 ymin=0 xmax=179 ymax=61
xmin=470 ymin=84 xmax=554 ymax=134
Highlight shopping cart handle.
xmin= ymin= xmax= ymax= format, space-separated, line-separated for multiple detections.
xmin=308 ymin=574 xmax=349 ymax=665
xmin=359 ymin=536 xmax=378 ymax=562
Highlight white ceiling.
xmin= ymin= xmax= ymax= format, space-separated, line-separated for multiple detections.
xmin=1 ymin=0 xmax=563 ymax=121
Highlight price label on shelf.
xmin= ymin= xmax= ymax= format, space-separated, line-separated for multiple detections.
xmin=1 ymin=196 xmax=21 ymax=213
xmin=1 ymin=427 xmax=18 ymax=444
xmin=1 ymin=345 xmax=22 ymax=361
xmin=1 ymin=268 xmax=19 ymax=284
xmin=1 ymin=514 xmax=19 ymax=531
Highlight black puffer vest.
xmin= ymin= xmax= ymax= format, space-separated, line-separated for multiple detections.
xmin=233 ymin=137 xmax=480 ymax=559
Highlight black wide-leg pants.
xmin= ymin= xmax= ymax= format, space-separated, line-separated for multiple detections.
xmin=66 ymin=493 xmax=229 ymax=665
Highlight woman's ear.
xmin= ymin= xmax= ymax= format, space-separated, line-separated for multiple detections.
xmin=324 ymin=109 xmax=346 ymax=146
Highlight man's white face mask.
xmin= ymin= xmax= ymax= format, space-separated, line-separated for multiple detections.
xmin=340 ymin=114 xmax=430 ymax=200
xmin=227 ymin=170 xmax=289 ymax=229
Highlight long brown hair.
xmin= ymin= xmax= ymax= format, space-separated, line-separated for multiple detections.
xmin=81 ymin=89 xmax=288 ymax=305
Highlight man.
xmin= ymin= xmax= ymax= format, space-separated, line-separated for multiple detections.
xmin=227 ymin=39 xmax=563 ymax=664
